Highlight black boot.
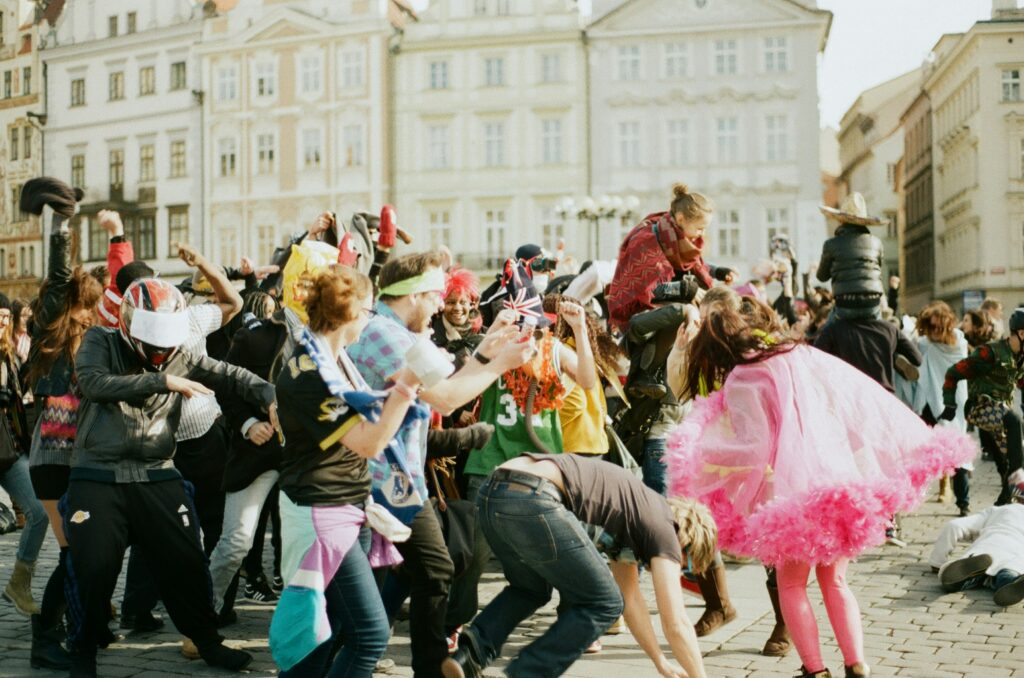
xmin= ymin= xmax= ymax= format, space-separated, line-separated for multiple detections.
xmin=200 ymin=643 xmax=253 ymax=672
xmin=68 ymin=650 xmax=96 ymax=678
xmin=30 ymin=613 xmax=71 ymax=670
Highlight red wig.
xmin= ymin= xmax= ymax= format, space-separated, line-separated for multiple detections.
xmin=445 ymin=267 xmax=480 ymax=302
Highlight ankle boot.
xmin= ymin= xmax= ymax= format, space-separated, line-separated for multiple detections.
xmin=4 ymin=559 xmax=39 ymax=615
xmin=30 ymin=613 xmax=71 ymax=670
xmin=693 ymin=563 xmax=737 ymax=637
xmin=761 ymin=581 xmax=791 ymax=656
xmin=844 ymin=663 xmax=870 ymax=677
xmin=798 ymin=667 xmax=832 ymax=678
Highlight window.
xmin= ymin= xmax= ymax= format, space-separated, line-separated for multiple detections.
xmin=218 ymin=137 xmax=236 ymax=177
xmin=170 ymin=61 xmax=186 ymax=90
xmin=300 ymin=55 xmax=321 ymax=94
xmin=496 ymin=0 xmax=510 ymax=14
xmin=429 ymin=211 xmax=451 ymax=250
xmin=341 ymin=50 xmax=364 ymax=89
xmin=139 ymin=66 xmax=155 ymax=95
xmin=257 ymin=225 xmax=277 ymax=261
xmin=2 ymin=71 xmax=9 ymax=98
xmin=766 ymin=207 xmax=790 ymax=242
xmin=666 ymin=119 xmax=689 ymax=165
xmin=541 ymin=119 xmax=562 ymax=165
xmin=22 ymin=67 xmax=30 ymax=95
xmin=71 ymin=154 xmax=85 ymax=188
xmin=9 ymin=128 xmax=17 ymax=161
xmin=474 ymin=0 xmax=488 ymax=15
xmin=714 ymin=39 xmax=738 ymax=75
xmin=541 ymin=54 xmax=561 ymax=83
xmin=764 ymin=37 xmax=788 ymax=73
xmin=9 ymin=185 xmax=22 ymax=222
xmin=664 ymin=42 xmax=688 ymax=78
xmin=169 ymin=140 xmax=186 ymax=178
xmin=429 ymin=60 xmax=449 ymax=90
xmin=257 ymin=133 xmax=275 ymax=173
xmin=0 ymin=13 xmax=4 ymax=47
xmin=1003 ymin=69 xmax=1021 ymax=102
xmin=715 ymin=209 xmax=741 ymax=258
xmin=1020 ymin=138 xmax=1024 ymax=177
xmin=542 ymin=219 xmax=564 ymax=253
xmin=485 ymin=209 xmax=507 ymax=268
xmin=886 ymin=162 xmax=897 ymax=187
xmin=764 ymin=114 xmax=788 ymax=162
xmin=484 ymin=57 xmax=505 ymax=87
xmin=109 ymin=148 xmax=124 ymax=188
xmin=108 ymin=71 xmax=124 ymax=100
xmin=716 ymin=116 xmax=738 ymax=163
xmin=618 ymin=121 xmax=640 ymax=167
xmin=23 ymin=127 xmax=31 ymax=159
xmin=139 ymin=144 xmax=155 ymax=182
xmin=126 ymin=11 xmax=136 ymax=34
xmin=302 ymin=128 xmax=322 ymax=169
xmin=131 ymin=214 xmax=156 ymax=260
xmin=255 ymin=62 xmax=276 ymax=97
xmin=484 ymin=122 xmax=505 ymax=167
xmin=343 ymin=125 xmax=363 ymax=167
xmin=428 ymin=124 xmax=450 ymax=169
xmin=217 ymin=66 xmax=237 ymax=101
xmin=218 ymin=227 xmax=237 ymax=270
xmin=108 ymin=15 xmax=118 ymax=38
xmin=617 ymin=45 xmax=641 ymax=81
xmin=168 ymin=208 xmax=190 ymax=251
xmin=71 ymin=78 xmax=85 ymax=106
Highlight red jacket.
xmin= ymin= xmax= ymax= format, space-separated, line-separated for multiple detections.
xmin=97 ymin=240 xmax=134 ymax=328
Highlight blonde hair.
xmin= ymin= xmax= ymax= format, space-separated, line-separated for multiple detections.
xmin=670 ymin=183 xmax=714 ymax=221
xmin=667 ymin=497 xmax=718 ymax=575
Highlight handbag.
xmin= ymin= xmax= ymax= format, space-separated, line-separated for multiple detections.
xmin=605 ymin=423 xmax=643 ymax=481
xmin=428 ymin=459 xmax=477 ymax=578
xmin=0 ymin=414 xmax=20 ymax=475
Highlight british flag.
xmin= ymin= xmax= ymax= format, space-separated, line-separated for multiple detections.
xmin=502 ymin=286 xmax=543 ymax=321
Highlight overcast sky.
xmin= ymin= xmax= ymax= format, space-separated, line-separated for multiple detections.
xmin=407 ymin=0 xmax=999 ymax=129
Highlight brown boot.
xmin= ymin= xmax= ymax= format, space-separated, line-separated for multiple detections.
xmin=693 ymin=563 xmax=737 ymax=637
xmin=762 ymin=580 xmax=790 ymax=656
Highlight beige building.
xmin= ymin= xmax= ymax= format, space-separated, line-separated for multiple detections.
xmin=923 ymin=6 xmax=1024 ymax=310
xmin=837 ymin=68 xmax=920 ymax=281
xmin=198 ymin=0 xmax=415 ymax=267
xmin=0 ymin=0 xmax=60 ymax=299
xmin=392 ymin=0 xmax=588 ymax=270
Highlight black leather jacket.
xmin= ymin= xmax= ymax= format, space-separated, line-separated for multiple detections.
xmin=72 ymin=326 xmax=275 ymax=483
xmin=816 ymin=224 xmax=885 ymax=299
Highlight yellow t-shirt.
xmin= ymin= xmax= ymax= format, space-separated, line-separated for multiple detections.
xmin=559 ymin=336 xmax=609 ymax=455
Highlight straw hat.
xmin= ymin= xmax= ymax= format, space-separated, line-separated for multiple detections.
xmin=819 ymin=192 xmax=888 ymax=226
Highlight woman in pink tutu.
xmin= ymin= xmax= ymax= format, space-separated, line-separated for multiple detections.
xmin=667 ymin=304 xmax=976 ymax=678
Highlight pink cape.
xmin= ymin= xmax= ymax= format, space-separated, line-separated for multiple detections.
xmin=667 ymin=345 xmax=977 ymax=566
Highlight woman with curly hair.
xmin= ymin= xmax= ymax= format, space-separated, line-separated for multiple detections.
xmin=669 ymin=302 xmax=976 ymax=678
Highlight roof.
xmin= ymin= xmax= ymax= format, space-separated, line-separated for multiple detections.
xmin=840 ymin=68 xmax=921 ymax=132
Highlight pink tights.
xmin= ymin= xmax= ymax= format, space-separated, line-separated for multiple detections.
xmin=776 ymin=560 xmax=864 ymax=672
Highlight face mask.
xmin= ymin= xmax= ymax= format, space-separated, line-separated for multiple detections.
xmin=532 ymin=275 xmax=549 ymax=294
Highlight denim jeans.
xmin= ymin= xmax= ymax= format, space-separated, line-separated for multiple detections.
xmin=463 ymin=473 xmax=623 ymax=678
xmin=642 ymin=437 xmax=667 ymax=496
xmin=953 ymin=568 xmax=1020 ymax=593
xmin=0 ymin=455 xmax=48 ymax=563
xmin=208 ymin=470 xmax=280 ymax=611
xmin=279 ymin=526 xmax=389 ymax=678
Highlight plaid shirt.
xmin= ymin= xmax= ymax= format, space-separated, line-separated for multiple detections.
xmin=175 ymin=304 xmax=224 ymax=441
xmin=347 ymin=302 xmax=429 ymax=503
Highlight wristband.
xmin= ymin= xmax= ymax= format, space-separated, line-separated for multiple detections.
xmin=472 ymin=351 xmax=491 ymax=365
xmin=110 ymin=235 xmax=126 ymax=243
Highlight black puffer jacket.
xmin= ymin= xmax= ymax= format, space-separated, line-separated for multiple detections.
xmin=73 ymin=326 xmax=275 ymax=483
xmin=816 ymin=224 xmax=885 ymax=300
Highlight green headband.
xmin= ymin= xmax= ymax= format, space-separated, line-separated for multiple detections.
xmin=378 ymin=268 xmax=446 ymax=297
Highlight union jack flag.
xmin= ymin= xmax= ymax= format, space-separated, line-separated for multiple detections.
xmin=503 ymin=286 xmax=543 ymax=321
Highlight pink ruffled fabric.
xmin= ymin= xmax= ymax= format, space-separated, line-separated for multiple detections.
xmin=668 ymin=345 xmax=977 ymax=566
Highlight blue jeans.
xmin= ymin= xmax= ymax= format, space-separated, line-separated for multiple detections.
xmin=0 ymin=455 xmax=48 ymax=563
xmin=280 ymin=526 xmax=389 ymax=678
xmin=464 ymin=472 xmax=623 ymax=678
xmin=953 ymin=568 xmax=1020 ymax=593
xmin=642 ymin=437 xmax=667 ymax=496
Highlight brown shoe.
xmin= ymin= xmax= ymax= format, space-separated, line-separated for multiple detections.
xmin=693 ymin=563 xmax=737 ymax=637
xmin=844 ymin=663 xmax=870 ymax=677
xmin=761 ymin=580 xmax=790 ymax=657
xmin=181 ymin=637 xmax=200 ymax=660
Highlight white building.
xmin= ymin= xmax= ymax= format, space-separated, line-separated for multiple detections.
xmin=923 ymin=2 xmax=1024 ymax=309
xmin=0 ymin=0 xmax=60 ymax=299
xmin=837 ymin=68 xmax=920 ymax=280
xmin=586 ymin=0 xmax=832 ymax=275
xmin=42 ymin=0 xmax=203 ymax=278
xmin=197 ymin=0 xmax=415 ymax=267
xmin=392 ymin=0 xmax=589 ymax=270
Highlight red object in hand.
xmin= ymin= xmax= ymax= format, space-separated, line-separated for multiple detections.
xmin=379 ymin=205 xmax=398 ymax=249
xmin=337 ymin=233 xmax=359 ymax=267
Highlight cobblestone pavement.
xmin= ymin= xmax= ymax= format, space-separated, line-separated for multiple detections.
xmin=1 ymin=456 xmax=1021 ymax=677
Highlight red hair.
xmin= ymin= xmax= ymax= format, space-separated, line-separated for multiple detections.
xmin=445 ymin=267 xmax=480 ymax=301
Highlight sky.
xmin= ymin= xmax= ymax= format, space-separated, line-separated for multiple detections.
xmin=407 ymin=0 xmax=998 ymax=129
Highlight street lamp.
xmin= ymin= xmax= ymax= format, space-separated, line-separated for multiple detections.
xmin=555 ymin=194 xmax=640 ymax=260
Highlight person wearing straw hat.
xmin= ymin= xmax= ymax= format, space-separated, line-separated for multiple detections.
xmin=816 ymin=192 xmax=889 ymax=321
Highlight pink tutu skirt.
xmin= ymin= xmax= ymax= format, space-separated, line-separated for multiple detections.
xmin=668 ymin=345 xmax=977 ymax=566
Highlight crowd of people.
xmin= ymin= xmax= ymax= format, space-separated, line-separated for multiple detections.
xmin=0 ymin=176 xmax=1021 ymax=678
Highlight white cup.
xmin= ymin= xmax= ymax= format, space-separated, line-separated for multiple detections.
xmin=405 ymin=338 xmax=455 ymax=389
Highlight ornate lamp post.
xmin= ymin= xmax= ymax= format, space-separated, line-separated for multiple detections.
xmin=555 ymin=194 xmax=640 ymax=260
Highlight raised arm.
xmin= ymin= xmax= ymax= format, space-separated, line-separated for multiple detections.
xmin=174 ymin=242 xmax=242 ymax=327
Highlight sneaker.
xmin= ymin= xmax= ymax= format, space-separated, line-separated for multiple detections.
xmin=243 ymin=577 xmax=278 ymax=604
xmin=272 ymin=574 xmax=284 ymax=593
xmin=181 ymin=637 xmax=201 ymax=660
xmin=958 ymin=505 xmax=971 ymax=517
xmin=993 ymin=573 xmax=1024 ymax=607
xmin=604 ymin=616 xmax=626 ymax=635
xmin=939 ymin=553 xmax=993 ymax=592
xmin=584 ymin=639 xmax=602 ymax=654
xmin=374 ymin=658 xmax=395 ymax=674
xmin=884 ymin=525 xmax=905 ymax=548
